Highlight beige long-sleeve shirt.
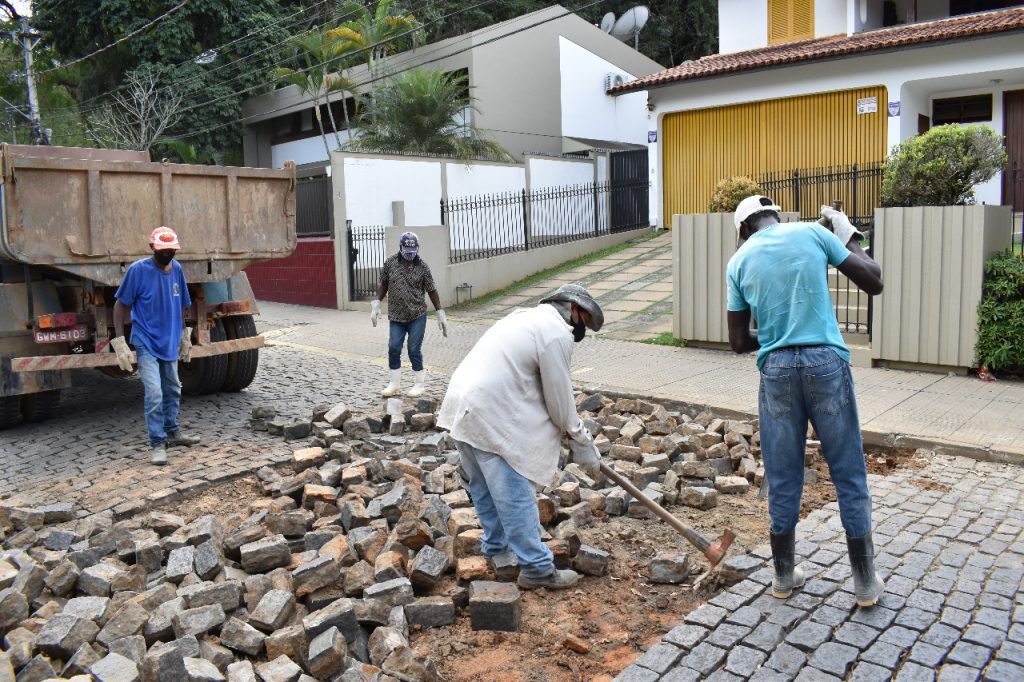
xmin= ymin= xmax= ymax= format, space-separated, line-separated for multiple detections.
xmin=437 ymin=304 xmax=594 ymax=486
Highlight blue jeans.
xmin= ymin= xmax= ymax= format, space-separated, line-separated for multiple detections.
xmin=454 ymin=440 xmax=554 ymax=578
xmin=135 ymin=345 xmax=182 ymax=447
xmin=759 ymin=346 xmax=872 ymax=537
xmin=388 ymin=314 xmax=426 ymax=371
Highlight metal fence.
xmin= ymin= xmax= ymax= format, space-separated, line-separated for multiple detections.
xmin=1008 ymin=161 xmax=1023 ymax=252
xmin=346 ymin=224 xmax=386 ymax=301
xmin=441 ymin=180 xmax=648 ymax=264
xmin=296 ymin=176 xmax=333 ymax=237
xmin=758 ymin=162 xmax=885 ymax=228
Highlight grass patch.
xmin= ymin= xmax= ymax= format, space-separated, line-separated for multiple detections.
xmin=448 ymin=232 xmax=658 ymax=310
xmin=638 ymin=332 xmax=687 ymax=347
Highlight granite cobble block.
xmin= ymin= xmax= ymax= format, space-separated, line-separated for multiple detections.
xmin=860 ymin=640 xmax=904 ymax=670
xmin=405 ymin=596 xmax=456 ymax=629
xmin=767 ymin=604 xmax=805 ymax=629
xmin=726 ymin=605 xmax=763 ymax=628
xmin=684 ymin=604 xmax=728 ymax=628
xmin=706 ymin=623 xmax=752 ymax=649
xmin=945 ymin=640 xmax=993 ymax=668
xmin=849 ymin=662 xmax=894 ymax=682
xmin=660 ymin=667 xmax=702 ymax=682
xmin=765 ymin=642 xmax=806 ymax=675
xmin=896 ymin=607 xmax=938 ymax=631
xmin=808 ymin=642 xmax=858 ymax=678
xmin=615 ymin=664 xmax=660 ymax=682
xmin=468 ymin=581 xmax=520 ymax=632
xmin=724 ymin=645 xmax=766 ymax=677
xmin=893 ymin=662 xmax=938 ymax=682
xmin=985 ymin=660 xmax=1024 ymax=681
xmin=909 ymin=641 xmax=948 ymax=667
xmin=785 ymin=620 xmax=832 ymax=652
xmin=680 ymin=642 xmax=727 ymax=677
xmin=745 ymin=622 xmax=786 ymax=652
xmin=662 ymin=624 xmax=708 ymax=650
xmin=834 ymin=622 xmax=880 ymax=649
xmin=635 ymin=642 xmax=684 ymax=674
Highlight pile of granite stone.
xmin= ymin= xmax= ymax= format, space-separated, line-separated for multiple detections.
xmin=0 ymin=393 xmax=765 ymax=682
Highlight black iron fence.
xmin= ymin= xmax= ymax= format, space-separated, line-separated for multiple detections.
xmin=758 ymin=162 xmax=885 ymax=228
xmin=1009 ymin=161 xmax=1023 ymax=252
xmin=441 ymin=180 xmax=648 ymax=264
xmin=296 ymin=176 xmax=333 ymax=237
xmin=346 ymin=225 xmax=386 ymax=301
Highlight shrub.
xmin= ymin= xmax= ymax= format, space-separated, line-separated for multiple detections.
xmin=881 ymin=124 xmax=1007 ymax=207
xmin=708 ymin=176 xmax=763 ymax=213
xmin=975 ymin=250 xmax=1024 ymax=372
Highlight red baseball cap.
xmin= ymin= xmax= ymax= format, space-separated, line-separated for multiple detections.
xmin=149 ymin=226 xmax=181 ymax=250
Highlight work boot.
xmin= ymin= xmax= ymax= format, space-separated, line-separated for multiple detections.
xmin=517 ymin=569 xmax=580 ymax=591
xmin=770 ymin=532 xmax=806 ymax=599
xmin=167 ymin=430 xmax=201 ymax=447
xmin=381 ymin=369 xmax=402 ymax=397
xmin=847 ymin=532 xmax=885 ymax=607
xmin=151 ymin=442 xmax=168 ymax=466
xmin=406 ymin=370 xmax=427 ymax=398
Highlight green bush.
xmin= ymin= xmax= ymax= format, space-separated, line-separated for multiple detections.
xmin=708 ymin=176 xmax=763 ymax=213
xmin=975 ymin=250 xmax=1024 ymax=372
xmin=881 ymin=124 xmax=1007 ymax=207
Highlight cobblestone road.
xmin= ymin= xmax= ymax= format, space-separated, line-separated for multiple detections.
xmin=617 ymin=455 xmax=1024 ymax=681
xmin=0 ymin=344 xmax=447 ymax=516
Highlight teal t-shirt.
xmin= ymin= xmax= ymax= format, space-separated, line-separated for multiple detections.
xmin=726 ymin=222 xmax=851 ymax=369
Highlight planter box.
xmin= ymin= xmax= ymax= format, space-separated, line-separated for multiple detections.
xmin=871 ymin=204 xmax=1011 ymax=369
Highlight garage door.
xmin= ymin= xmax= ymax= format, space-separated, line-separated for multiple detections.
xmin=661 ymin=86 xmax=888 ymax=224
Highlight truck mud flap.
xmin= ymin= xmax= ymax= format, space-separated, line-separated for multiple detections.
xmin=10 ymin=335 xmax=265 ymax=373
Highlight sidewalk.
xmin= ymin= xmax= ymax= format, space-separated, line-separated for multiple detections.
xmin=259 ymin=231 xmax=1024 ymax=462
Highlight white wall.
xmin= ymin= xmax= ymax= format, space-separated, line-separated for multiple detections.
xmin=527 ymin=155 xmax=595 ymax=189
xmin=272 ymin=137 xmax=330 ymax=169
xmin=647 ymin=33 xmax=1024 ymax=220
xmin=445 ymin=162 xmax=526 ymax=198
xmin=558 ymin=36 xmax=648 ymax=146
xmin=815 ymin=0 xmax=848 ymax=37
xmin=342 ymin=156 xmax=443 ymax=228
xmin=719 ymin=0 xmax=768 ymax=54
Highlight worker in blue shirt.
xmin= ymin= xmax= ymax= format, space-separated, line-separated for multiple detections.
xmin=111 ymin=227 xmax=200 ymax=465
xmin=727 ymin=196 xmax=886 ymax=608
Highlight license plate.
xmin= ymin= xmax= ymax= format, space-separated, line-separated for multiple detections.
xmin=34 ymin=325 xmax=89 ymax=344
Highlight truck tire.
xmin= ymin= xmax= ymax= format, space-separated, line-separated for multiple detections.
xmin=0 ymin=396 xmax=20 ymax=429
xmin=221 ymin=314 xmax=259 ymax=392
xmin=21 ymin=389 xmax=61 ymax=423
xmin=180 ymin=321 xmax=229 ymax=396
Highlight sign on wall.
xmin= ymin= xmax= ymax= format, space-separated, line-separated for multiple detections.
xmin=857 ymin=97 xmax=878 ymax=115
xmin=648 ymin=130 xmax=657 ymax=143
xmin=888 ymin=101 xmax=901 ymax=117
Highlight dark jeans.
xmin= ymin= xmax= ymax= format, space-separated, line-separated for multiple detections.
xmin=387 ymin=314 xmax=426 ymax=371
xmin=759 ymin=345 xmax=872 ymax=537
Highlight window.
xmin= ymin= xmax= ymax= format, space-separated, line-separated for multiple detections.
xmin=768 ymin=0 xmax=815 ymax=45
xmin=932 ymin=94 xmax=993 ymax=125
xmin=950 ymin=1 xmax=1021 ymax=17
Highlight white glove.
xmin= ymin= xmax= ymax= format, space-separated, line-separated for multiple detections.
xmin=436 ymin=309 xmax=448 ymax=337
xmin=371 ymin=300 xmax=380 ymax=327
xmin=110 ymin=336 xmax=134 ymax=372
xmin=569 ymin=438 xmax=601 ymax=478
xmin=179 ymin=327 xmax=193 ymax=363
xmin=820 ymin=205 xmax=864 ymax=246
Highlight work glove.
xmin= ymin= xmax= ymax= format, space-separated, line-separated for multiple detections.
xmin=436 ymin=309 xmax=449 ymax=337
xmin=110 ymin=336 xmax=134 ymax=372
xmin=820 ymin=205 xmax=865 ymax=246
xmin=179 ymin=327 xmax=193 ymax=363
xmin=371 ymin=299 xmax=380 ymax=327
xmin=569 ymin=438 xmax=601 ymax=479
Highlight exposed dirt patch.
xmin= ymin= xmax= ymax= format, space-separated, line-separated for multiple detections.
xmin=165 ymin=475 xmax=265 ymax=524
xmin=864 ymin=447 xmax=926 ymax=476
xmin=908 ymin=478 xmax=952 ymax=492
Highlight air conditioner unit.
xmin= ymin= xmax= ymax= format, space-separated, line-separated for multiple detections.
xmin=604 ymin=72 xmax=626 ymax=91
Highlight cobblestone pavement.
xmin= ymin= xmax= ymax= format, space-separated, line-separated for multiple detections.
xmin=0 ymin=345 xmax=448 ymax=516
xmin=617 ymin=455 xmax=1024 ymax=682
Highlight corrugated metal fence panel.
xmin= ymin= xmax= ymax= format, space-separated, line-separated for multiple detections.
xmin=871 ymin=205 xmax=1011 ymax=368
xmin=673 ymin=212 xmax=736 ymax=344
xmin=662 ymin=86 xmax=887 ymax=225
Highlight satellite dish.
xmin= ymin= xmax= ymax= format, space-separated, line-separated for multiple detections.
xmin=600 ymin=12 xmax=616 ymax=33
xmin=611 ymin=5 xmax=650 ymax=50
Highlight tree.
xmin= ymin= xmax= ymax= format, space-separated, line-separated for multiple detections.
xmin=344 ymin=68 xmax=511 ymax=160
xmin=329 ymin=0 xmax=424 ymax=84
xmin=84 ymin=65 xmax=184 ymax=151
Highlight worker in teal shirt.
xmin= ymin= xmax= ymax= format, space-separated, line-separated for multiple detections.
xmin=111 ymin=227 xmax=201 ymax=465
xmin=726 ymin=196 xmax=886 ymax=608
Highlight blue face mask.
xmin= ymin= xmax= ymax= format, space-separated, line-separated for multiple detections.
xmin=401 ymin=250 xmax=417 ymax=261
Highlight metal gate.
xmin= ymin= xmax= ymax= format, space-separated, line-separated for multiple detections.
xmin=296 ymin=176 xmax=333 ymax=237
xmin=346 ymin=225 xmax=387 ymax=301
xmin=609 ymin=149 xmax=649 ymax=232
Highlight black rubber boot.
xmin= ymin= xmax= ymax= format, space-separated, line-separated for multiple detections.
xmin=847 ymin=532 xmax=885 ymax=607
xmin=770 ymin=532 xmax=806 ymax=599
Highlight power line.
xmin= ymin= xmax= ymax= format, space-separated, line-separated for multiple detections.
xmin=172 ymin=1 xmax=606 ymax=144
xmin=37 ymin=0 xmax=192 ymax=75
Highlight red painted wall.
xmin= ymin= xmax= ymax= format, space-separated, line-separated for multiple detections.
xmin=246 ymin=237 xmax=337 ymax=308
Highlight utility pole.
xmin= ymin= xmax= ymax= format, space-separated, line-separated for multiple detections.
xmin=12 ymin=18 xmax=48 ymax=145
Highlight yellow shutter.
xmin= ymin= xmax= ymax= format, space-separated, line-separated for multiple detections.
xmin=661 ymin=86 xmax=888 ymax=225
xmin=768 ymin=0 xmax=815 ymax=45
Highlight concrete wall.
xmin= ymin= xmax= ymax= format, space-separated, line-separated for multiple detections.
xmin=246 ymin=237 xmax=337 ymax=308
xmin=384 ymin=225 xmax=647 ymax=309
xmin=647 ymin=33 xmax=1024 ymax=225
xmin=719 ymin=0 xmax=769 ymax=54
xmin=871 ymin=205 xmax=1011 ymax=369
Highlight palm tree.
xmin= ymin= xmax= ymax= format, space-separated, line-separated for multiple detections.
xmin=343 ymin=68 xmax=511 ymax=161
xmin=328 ymin=0 xmax=424 ymax=86
xmin=269 ymin=29 xmax=360 ymax=158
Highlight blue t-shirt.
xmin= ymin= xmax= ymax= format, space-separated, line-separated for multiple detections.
xmin=114 ymin=258 xmax=191 ymax=361
xmin=727 ymin=222 xmax=851 ymax=369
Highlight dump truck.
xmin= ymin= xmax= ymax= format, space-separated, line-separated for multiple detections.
xmin=0 ymin=144 xmax=296 ymax=428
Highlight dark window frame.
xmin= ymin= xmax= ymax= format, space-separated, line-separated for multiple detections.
xmin=932 ymin=94 xmax=994 ymax=125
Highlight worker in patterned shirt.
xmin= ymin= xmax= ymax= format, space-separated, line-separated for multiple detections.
xmin=371 ymin=232 xmax=449 ymax=397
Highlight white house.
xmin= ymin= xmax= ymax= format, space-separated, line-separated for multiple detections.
xmin=241 ymin=5 xmax=663 ymax=170
xmin=610 ymin=1 xmax=1024 ymax=227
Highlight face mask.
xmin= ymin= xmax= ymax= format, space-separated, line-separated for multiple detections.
xmin=572 ymin=319 xmax=587 ymax=343
xmin=400 ymin=250 xmax=417 ymax=262
xmin=154 ymin=251 xmax=175 ymax=266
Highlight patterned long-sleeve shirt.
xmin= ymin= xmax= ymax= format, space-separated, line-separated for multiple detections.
xmin=380 ymin=255 xmax=436 ymax=323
